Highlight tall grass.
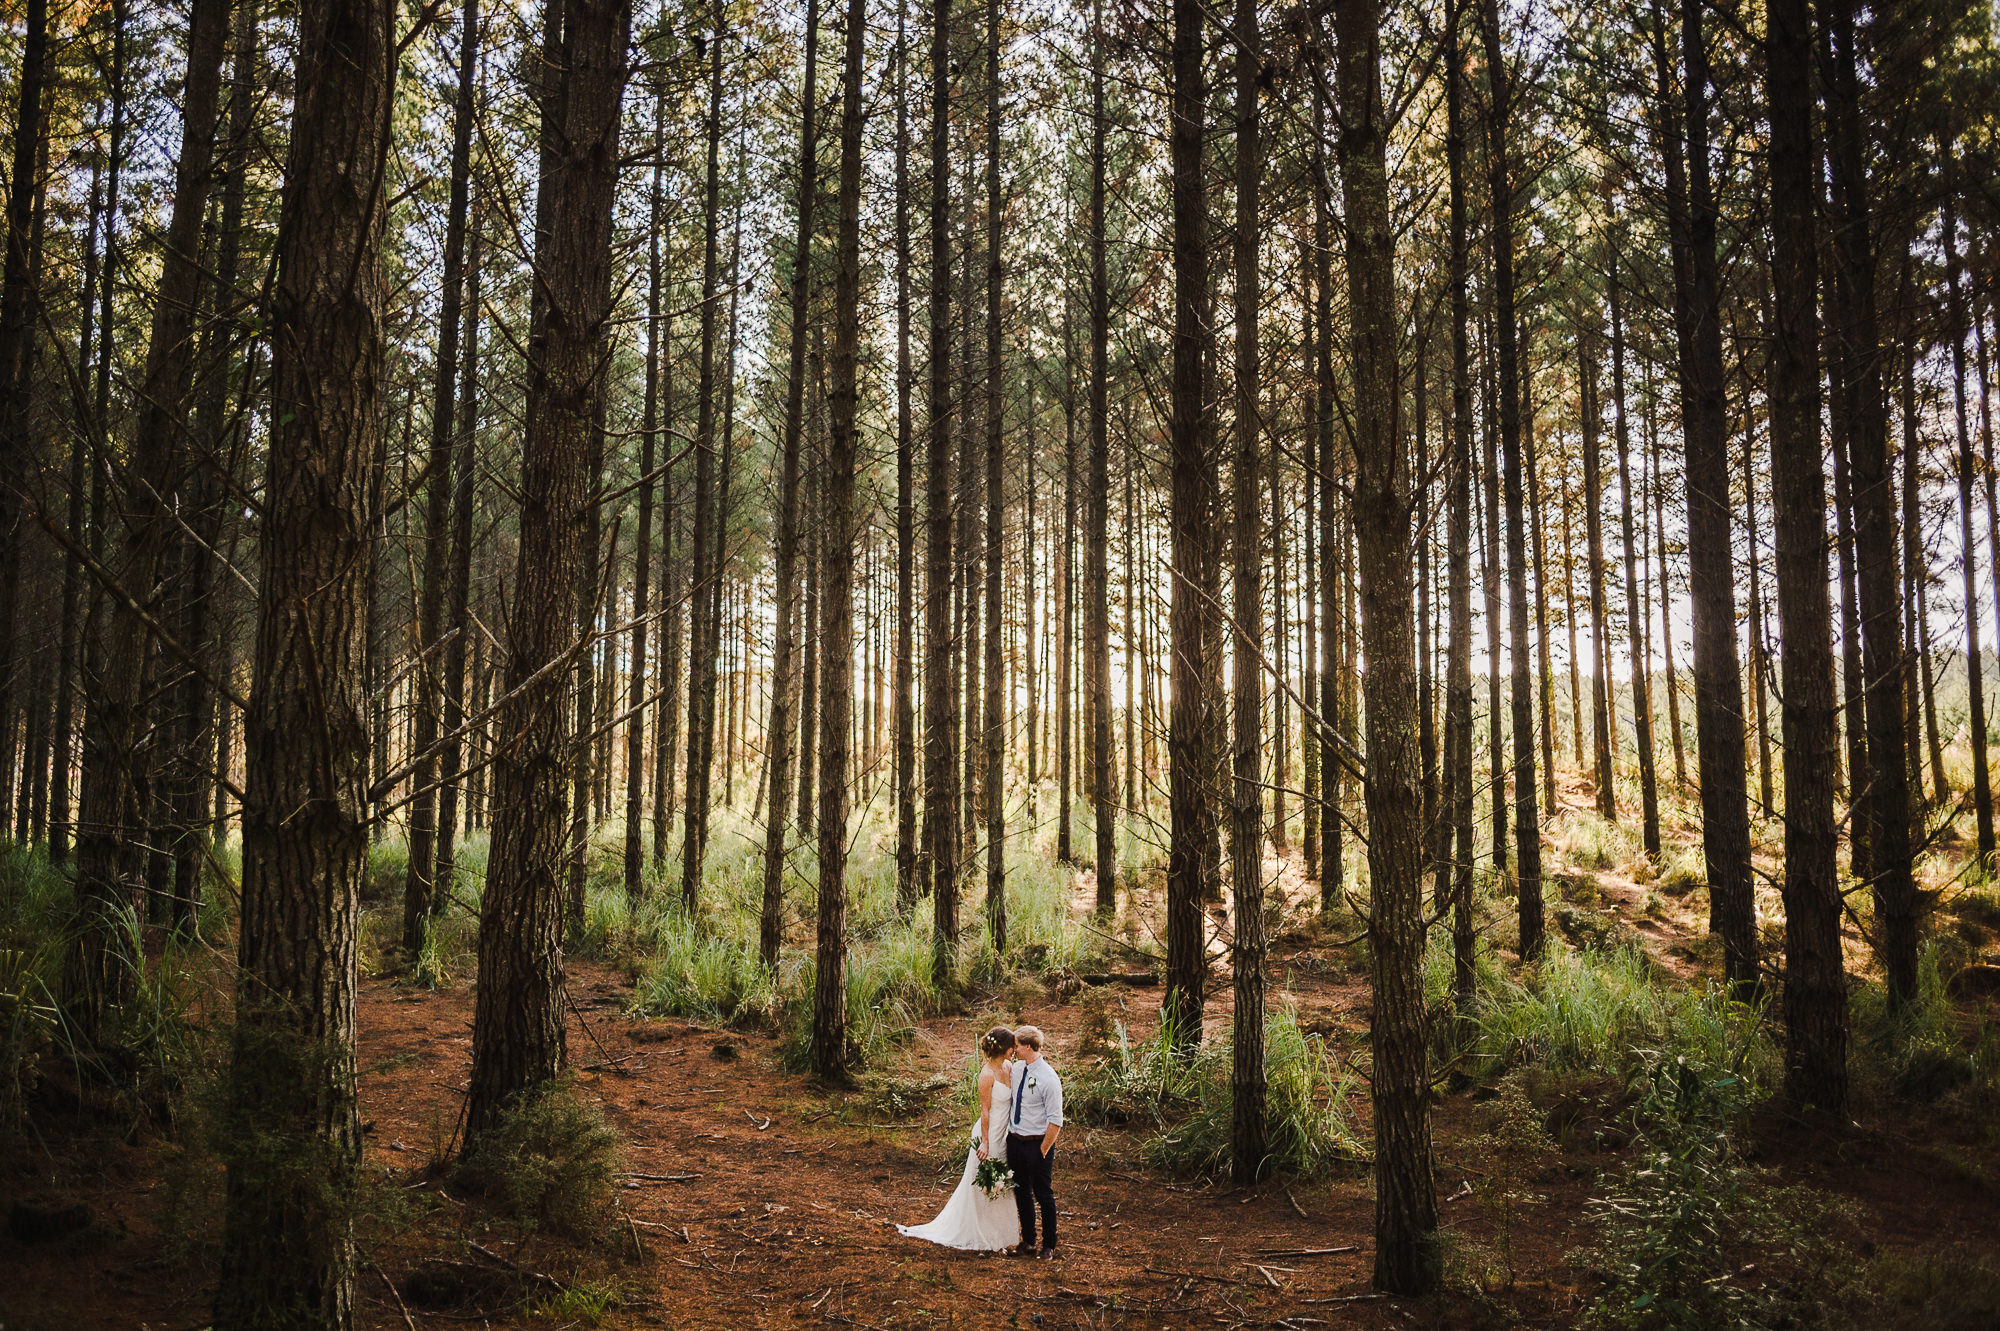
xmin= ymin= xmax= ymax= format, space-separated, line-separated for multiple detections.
xmin=1070 ymin=1007 xmax=1367 ymax=1181
xmin=1470 ymin=946 xmax=1775 ymax=1091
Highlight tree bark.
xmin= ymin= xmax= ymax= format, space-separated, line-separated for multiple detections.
xmin=760 ymin=0 xmax=821 ymax=964
xmin=812 ymin=0 xmax=866 ymax=1081
xmin=1087 ymin=0 xmax=1117 ymax=914
xmin=1655 ymin=0 xmax=1755 ymax=995
xmin=1608 ymin=254 xmax=1660 ymax=859
xmin=405 ymin=0 xmax=480 ymax=952
xmin=925 ymin=0 xmax=961 ymax=987
xmin=1334 ymin=0 xmax=1439 ymax=1292
xmin=1944 ymin=191 xmax=1993 ymax=867
xmin=680 ymin=1 xmax=726 ymax=914
xmin=982 ymin=0 xmax=1006 ymax=951
xmin=212 ymin=0 xmax=395 ymax=1320
xmin=1165 ymin=0 xmax=1213 ymax=1049
xmin=1764 ymin=0 xmax=1847 ymax=1115
xmin=466 ymin=0 xmax=630 ymax=1141
xmin=1478 ymin=0 xmax=1543 ymax=959
xmin=1822 ymin=0 xmax=1916 ymax=1004
xmin=1228 ymin=0 xmax=1265 ymax=1185
xmin=893 ymin=4 xmax=917 ymax=916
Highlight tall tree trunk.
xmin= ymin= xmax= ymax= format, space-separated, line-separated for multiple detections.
xmin=1334 ymin=0 xmax=1439 ymax=1292
xmin=1609 ymin=254 xmax=1660 ymax=858
xmin=1443 ymin=0 xmax=1476 ymax=1014
xmin=466 ymin=0 xmax=630 ymax=1140
xmin=1583 ymin=330 xmax=1615 ymax=819
xmin=1765 ymin=0 xmax=1847 ymax=1115
xmin=1478 ymin=0 xmax=1544 ymax=959
xmin=760 ymin=0 xmax=821 ymax=965
xmin=1944 ymin=193 xmax=1993 ymax=867
xmin=51 ymin=151 xmax=106 ymax=868
xmin=0 ymin=0 xmax=51 ymax=834
xmin=679 ymin=1 xmax=725 ymax=914
xmin=925 ymin=0 xmax=961 ymax=987
xmin=212 ymin=0 xmax=394 ymax=1319
xmin=434 ymin=219 xmax=483 ymax=901
xmin=893 ymin=5 xmax=917 ymax=916
xmin=625 ymin=83 xmax=665 ymax=900
xmin=1088 ymin=0 xmax=1117 ymax=913
xmin=1228 ymin=0 xmax=1265 ymax=1184
xmin=1314 ymin=80 xmax=1344 ymax=911
xmin=72 ymin=0 xmax=229 ymax=1020
xmin=1165 ymin=0 xmax=1213 ymax=1048
xmin=811 ymin=0 xmax=866 ymax=1081
xmin=981 ymin=0 xmax=1006 ymax=950
xmin=1482 ymin=320 xmax=1510 ymax=878
xmin=1822 ymin=0 xmax=1916 ymax=1004
xmin=405 ymin=0 xmax=480 ymax=953
xmin=1655 ymin=0 xmax=1755 ymax=995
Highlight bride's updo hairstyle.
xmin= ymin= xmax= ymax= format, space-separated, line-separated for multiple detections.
xmin=979 ymin=1027 xmax=1016 ymax=1058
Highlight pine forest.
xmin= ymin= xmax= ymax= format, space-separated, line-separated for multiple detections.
xmin=1 ymin=0 xmax=1999 ymax=1323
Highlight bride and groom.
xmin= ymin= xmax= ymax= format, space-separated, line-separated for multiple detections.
xmin=897 ymin=1024 xmax=1065 ymax=1259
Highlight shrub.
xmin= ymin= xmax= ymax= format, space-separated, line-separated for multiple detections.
xmin=1073 ymin=1007 xmax=1366 ymax=1182
xmin=1578 ymin=1054 xmax=1860 ymax=1331
xmin=1852 ymin=943 xmax=2000 ymax=1110
xmin=628 ymin=910 xmax=779 ymax=1027
xmin=458 ymin=1080 xmax=621 ymax=1239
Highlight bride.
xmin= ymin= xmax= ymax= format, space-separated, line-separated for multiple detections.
xmin=897 ymin=1027 xmax=1022 ymax=1251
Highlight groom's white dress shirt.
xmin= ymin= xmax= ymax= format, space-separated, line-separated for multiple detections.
xmin=1010 ymin=1056 xmax=1065 ymax=1136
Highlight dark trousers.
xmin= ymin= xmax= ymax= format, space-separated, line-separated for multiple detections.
xmin=1006 ymin=1132 xmax=1057 ymax=1249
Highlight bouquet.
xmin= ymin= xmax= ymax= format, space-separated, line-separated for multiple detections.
xmin=973 ymin=1155 xmax=1015 ymax=1201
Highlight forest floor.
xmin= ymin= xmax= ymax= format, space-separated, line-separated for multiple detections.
xmin=6 ymin=777 xmax=2000 ymax=1330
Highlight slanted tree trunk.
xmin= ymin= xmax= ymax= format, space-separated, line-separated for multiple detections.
xmin=1334 ymin=0 xmax=1439 ymax=1292
xmin=1478 ymin=0 xmax=1544 ymax=959
xmin=405 ymin=0 xmax=480 ymax=953
xmin=466 ymin=0 xmax=630 ymax=1141
xmin=1764 ymin=0 xmax=1846 ymax=1115
xmin=760 ymin=0 xmax=821 ymax=964
xmin=811 ymin=0 xmax=866 ymax=1080
xmin=1228 ymin=0 xmax=1265 ymax=1185
xmin=212 ymin=0 xmax=395 ymax=1319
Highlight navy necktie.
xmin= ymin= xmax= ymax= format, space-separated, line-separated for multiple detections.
xmin=1012 ymin=1062 xmax=1026 ymax=1127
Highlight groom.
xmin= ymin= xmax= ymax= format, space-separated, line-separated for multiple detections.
xmin=1005 ymin=1025 xmax=1064 ymax=1259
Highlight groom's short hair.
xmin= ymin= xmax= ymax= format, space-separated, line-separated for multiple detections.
xmin=1014 ymin=1025 xmax=1044 ymax=1051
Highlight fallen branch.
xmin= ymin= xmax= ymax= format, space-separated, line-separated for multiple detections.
xmin=466 ymin=1239 xmax=563 ymax=1291
xmin=369 ymin=1258 xmax=418 ymax=1331
xmin=1255 ymin=1245 xmax=1358 ymax=1258
xmin=619 ymin=1171 xmax=701 ymax=1183
xmin=1143 ymin=1265 xmax=1253 ymax=1287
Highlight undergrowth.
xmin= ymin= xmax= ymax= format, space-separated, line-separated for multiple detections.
xmin=1071 ymin=1006 xmax=1366 ymax=1181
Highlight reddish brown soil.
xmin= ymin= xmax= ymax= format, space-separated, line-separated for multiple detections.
xmin=6 ymin=848 xmax=1999 ymax=1330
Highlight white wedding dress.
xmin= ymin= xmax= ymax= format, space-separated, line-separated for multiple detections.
xmin=897 ymin=1067 xmax=1022 ymax=1251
